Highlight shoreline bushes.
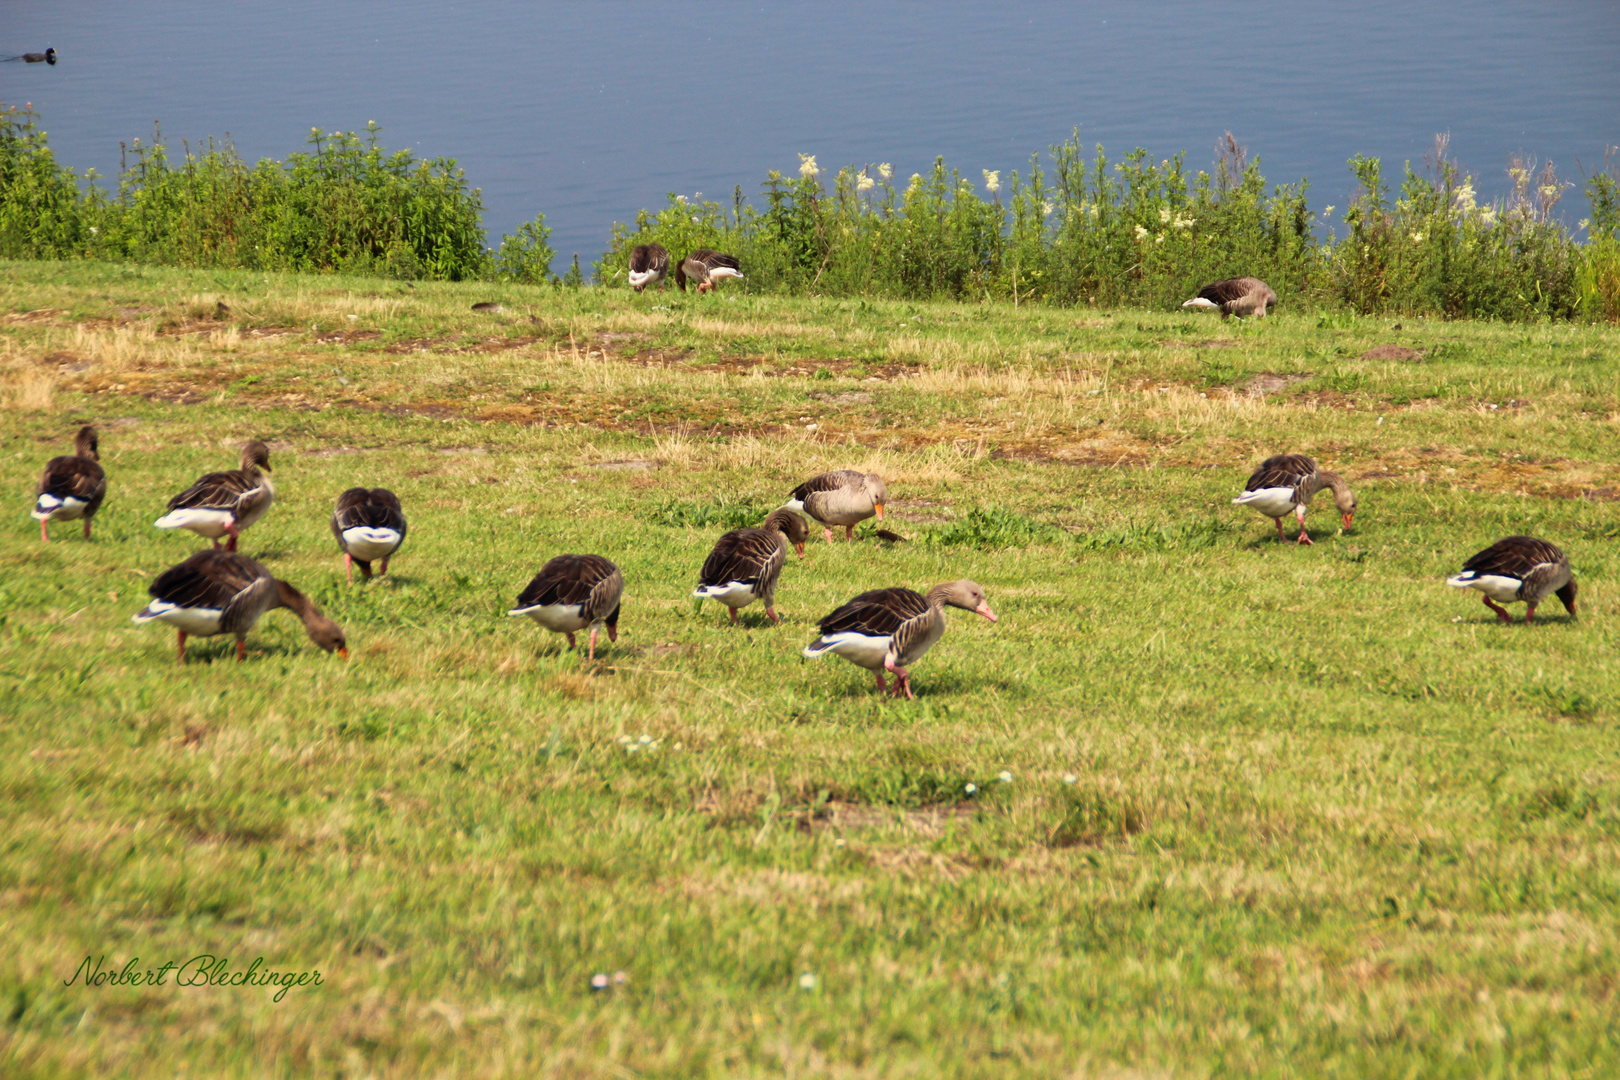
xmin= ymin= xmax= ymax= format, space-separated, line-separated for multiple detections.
xmin=0 ymin=106 xmax=554 ymax=283
xmin=2 ymin=101 xmax=1616 ymax=320
xmin=600 ymin=133 xmax=1620 ymax=321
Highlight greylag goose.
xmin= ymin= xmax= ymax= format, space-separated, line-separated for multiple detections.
xmin=628 ymin=243 xmax=669 ymax=292
xmin=508 ymin=554 xmax=623 ymax=660
xmin=802 ymin=580 xmax=996 ymax=699
xmin=675 ymin=249 xmax=744 ymax=293
xmin=154 ymin=441 xmax=274 ymax=551
xmin=132 ymin=549 xmax=347 ymax=662
xmin=331 ymin=488 xmax=407 ymax=583
xmin=32 ymin=425 xmax=106 ymax=541
xmin=1447 ymin=536 xmax=1577 ymax=624
xmin=692 ymin=508 xmax=810 ymax=626
xmin=786 ymin=470 xmax=888 ymax=543
xmin=1182 ymin=277 xmax=1277 ymax=319
xmin=1233 ymin=454 xmax=1354 ymax=545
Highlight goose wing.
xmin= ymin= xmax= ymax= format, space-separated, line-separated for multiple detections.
xmin=1197 ymin=277 xmax=1265 ymax=306
xmin=1461 ymin=536 xmax=1566 ymax=582
xmin=167 ymin=467 xmax=265 ymax=511
xmin=148 ymin=551 xmax=277 ymax=628
xmin=519 ymin=554 xmax=623 ymax=622
xmin=697 ymin=250 xmax=741 ymax=273
xmin=38 ymin=455 xmax=107 ymax=506
xmin=629 ymin=243 xmax=669 ymax=275
xmin=698 ymin=527 xmax=782 ymax=588
xmin=790 ymin=470 xmax=863 ymax=503
xmin=816 ymin=587 xmax=929 ymax=638
xmin=1244 ymin=454 xmax=1318 ymax=494
xmin=332 ymin=488 xmax=407 ymax=535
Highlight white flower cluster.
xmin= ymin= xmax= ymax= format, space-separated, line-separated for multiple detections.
xmin=798 ymin=153 xmax=820 ymax=179
xmin=982 ymin=170 xmax=1001 ymax=194
xmin=877 ymin=163 xmax=893 ymax=181
xmin=618 ymin=734 xmax=662 ymax=753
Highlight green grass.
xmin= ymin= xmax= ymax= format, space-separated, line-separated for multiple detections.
xmin=3 ymin=261 xmax=1620 ymax=1077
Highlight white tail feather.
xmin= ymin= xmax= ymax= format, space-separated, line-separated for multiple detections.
xmin=708 ymin=267 xmax=744 ymax=281
xmin=1182 ymin=297 xmax=1218 ymax=309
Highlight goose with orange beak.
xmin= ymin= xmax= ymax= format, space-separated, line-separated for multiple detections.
xmin=803 ymin=580 xmax=996 ymax=699
xmin=785 ymin=470 xmax=887 ymax=543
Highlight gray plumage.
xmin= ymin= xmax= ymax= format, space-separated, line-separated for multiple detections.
xmin=1183 ymin=277 xmax=1277 ymax=319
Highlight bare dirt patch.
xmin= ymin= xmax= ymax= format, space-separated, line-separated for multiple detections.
xmin=1358 ymin=345 xmax=1426 ymax=362
xmin=1240 ymin=372 xmax=1313 ymax=395
xmin=797 ymin=800 xmax=980 ymax=837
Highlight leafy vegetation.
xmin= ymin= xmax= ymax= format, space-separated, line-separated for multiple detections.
xmin=0 ymin=107 xmax=551 ymax=282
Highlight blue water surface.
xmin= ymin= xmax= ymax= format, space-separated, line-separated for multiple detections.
xmin=4 ymin=1 xmax=1617 ymax=271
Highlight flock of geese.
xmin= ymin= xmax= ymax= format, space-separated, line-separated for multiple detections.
xmin=25 ymin=280 xmax=1579 ymax=694
xmin=27 ymin=430 xmax=993 ymax=696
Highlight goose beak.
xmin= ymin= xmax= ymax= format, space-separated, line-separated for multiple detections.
xmin=338 ymin=646 xmax=349 ymax=660
xmin=976 ymin=602 xmax=998 ymax=623
xmin=1341 ymin=512 xmax=1354 ymax=532
xmin=874 ymin=502 xmax=885 ymax=521
xmin=794 ymin=541 xmax=806 ymax=559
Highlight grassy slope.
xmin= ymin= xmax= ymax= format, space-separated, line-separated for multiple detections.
xmin=2 ymin=261 xmax=1620 ymax=1077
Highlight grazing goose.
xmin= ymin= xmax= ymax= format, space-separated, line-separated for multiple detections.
xmin=32 ymin=425 xmax=106 ymax=541
xmin=693 ymin=508 xmax=810 ymax=626
xmin=331 ymin=488 xmax=407 ymax=583
xmin=508 ymin=554 xmax=623 ymax=660
xmin=1182 ymin=277 xmax=1277 ymax=319
xmin=1233 ymin=454 xmax=1354 ymax=545
xmin=132 ymin=550 xmax=347 ymax=662
xmin=803 ymin=580 xmax=997 ymax=699
xmin=1447 ymin=536 xmax=1577 ymax=624
xmin=675 ymin=249 xmax=744 ymax=293
xmin=154 ymin=441 xmax=274 ymax=551
xmin=786 ymin=470 xmax=888 ymax=543
xmin=627 ymin=243 xmax=670 ymax=292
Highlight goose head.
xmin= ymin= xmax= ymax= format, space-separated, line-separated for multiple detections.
xmin=930 ymin=579 xmax=997 ymax=622
xmin=763 ymin=508 xmax=810 ymax=558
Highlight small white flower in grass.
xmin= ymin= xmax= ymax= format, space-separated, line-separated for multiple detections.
xmin=1479 ymin=206 xmax=1497 ymax=225
xmin=998 ymin=771 xmax=1013 ymax=783
xmin=1173 ymin=216 xmax=1195 ymax=230
xmin=964 ymin=783 xmax=978 ymax=795
xmin=983 ymin=170 xmax=1001 ymax=194
xmin=1155 ymin=233 xmax=1165 ymax=244
xmin=639 ymin=734 xmax=652 ymax=744
xmin=799 ymin=154 xmax=821 ymax=179
xmin=89 ymin=226 xmax=98 ymax=235
xmin=878 ymin=163 xmax=893 ymax=181
xmin=675 ymin=194 xmax=687 ymax=204
xmin=1133 ymin=224 xmax=1149 ymax=241
xmin=673 ymin=741 xmax=684 ymax=751
xmin=798 ymin=972 xmax=817 ymax=990
xmin=617 ymin=735 xmax=632 ymax=745
xmin=626 ymin=744 xmax=640 ymax=754
xmin=1062 ymin=773 xmax=1077 ymax=785
xmin=834 ymin=837 xmax=846 ymax=848
xmin=1158 ymin=207 xmax=1171 ymax=224
xmin=590 ymin=973 xmax=609 ymax=990
xmin=1410 ymin=231 xmax=1425 ymax=243
xmin=857 ymin=175 xmax=875 ymax=193
xmin=613 ymin=971 xmax=629 ymax=985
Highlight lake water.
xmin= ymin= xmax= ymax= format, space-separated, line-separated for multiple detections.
xmin=5 ymin=1 xmax=1618 ymax=272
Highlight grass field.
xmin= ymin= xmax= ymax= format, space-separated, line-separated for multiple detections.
xmin=3 ymin=260 xmax=1620 ymax=1077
